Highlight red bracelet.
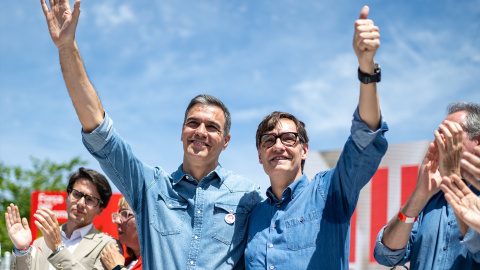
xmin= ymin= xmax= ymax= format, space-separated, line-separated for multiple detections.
xmin=398 ymin=211 xmax=418 ymax=223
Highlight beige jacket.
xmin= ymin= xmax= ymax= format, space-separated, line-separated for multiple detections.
xmin=10 ymin=226 xmax=118 ymax=270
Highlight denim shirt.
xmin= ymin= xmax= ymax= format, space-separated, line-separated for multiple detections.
xmin=82 ymin=112 xmax=263 ymax=270
xmin=245 ymin=108 xmax=388 ymax=270
xmin=374 ymin=188 xmax=480 ymax=270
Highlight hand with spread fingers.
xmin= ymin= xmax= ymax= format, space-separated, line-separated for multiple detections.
xmin=441 ymin=174 xmax=480 ymax=233
xmin=40 ymin=0 xmax=81 ymax=49
xmin=461 ymin=146 xmax=480 ymax=190
xmin=5 ymin=203 xmax=32 ymax=251
xmin=33 ymin=208 xmax=63 ymax=252
xmin=434 ymin=120 xmax=463 ymax=178
xmin=101 ymin=243 xmax=126 ymax=270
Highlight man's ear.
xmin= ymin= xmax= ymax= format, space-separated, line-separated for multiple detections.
xmin=222 ymin=134 xmax=231 ymax=150
xmin=97 ymin=207 xmax=104 ymax=216
xmin=258 ymin=150 xmax=263 ymax=164
xmin=302 ymin=142 xmax=309 ymax=160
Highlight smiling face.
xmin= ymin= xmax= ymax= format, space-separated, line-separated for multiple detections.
xmin=258 ymin=118 xmax=308 ymax=184
xmin=115 ymin=204 xmax=138 ymax=248
xmin=181 ymin=103 xmax=230 ymax=172
xmin=66 ymin=178 xmax=103 ymax=229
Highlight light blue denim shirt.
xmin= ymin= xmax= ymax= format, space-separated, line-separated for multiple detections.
xmin=82 ymin=112 xmax=263 ymax=270
xmin=245 ymin=108 xmax=388 ymax=270
xmin=374 ymin=188 xmax=480 ymax=269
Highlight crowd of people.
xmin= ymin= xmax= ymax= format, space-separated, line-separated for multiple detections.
xmin=3 ymin=0 xmax=480 ymax=269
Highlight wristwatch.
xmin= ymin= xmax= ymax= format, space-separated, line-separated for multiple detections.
xmin=52 ymin=244 xmax=65 ymax=255
xmin=112 ymin=265 xmax=127 ymax=270
xmin=358 ymin=63 xmax=381 ymax=84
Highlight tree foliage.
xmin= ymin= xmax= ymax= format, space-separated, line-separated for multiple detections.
xmin=0 ymin=157 xmax=87 ymax=253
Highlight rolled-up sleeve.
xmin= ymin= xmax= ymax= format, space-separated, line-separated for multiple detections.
xmin=460 ymin=228 xmax=480 ymax=263
xmin=373 ymin=226 xmax=408 ymax=267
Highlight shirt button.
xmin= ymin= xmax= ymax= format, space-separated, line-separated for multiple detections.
xmin=186 ymin=176 xmax=189 ymax=179
xmin=443 ymin=247 xmax=447 ymax=251
xmin=269 ymin=244 xmax=274 ymax=248
xmin=198 ymin=187 xmax=202 ymax=190
xmin=190 ymin=261 xmax=194 ymax=265
xmin=299 ymin=217 xmax=304 ymax=222
xmin=194 ymin=235 xmax=198 ymax=239
xmin=275 ymin=204 xmax=280 ymax=208
xmin=197 ymin=210 xmax=201 ymax=214
xmin=168 ymin=204 xmax=172 ymax=207
xmin=273 ymin=224 xmax=276 ymax=228
xmin=270 ymin=266 xmax=274 ymax=269
xmin=448 ymin=221 xmax=452 ymax=225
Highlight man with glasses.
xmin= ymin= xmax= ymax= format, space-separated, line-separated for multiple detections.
xmin=5 ymin=168 xmax=119 ymax=269
xmin=39 ymin=0 xmax=262 ymax=269
xmin=245 ymin=6 xmax=388 ymax=269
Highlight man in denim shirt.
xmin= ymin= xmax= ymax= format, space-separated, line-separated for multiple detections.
xmin=374 ymin=102 xmax=480 ymax=270
xmin=40 ymin=0 xmax=262 ymax=269
xmin=245 ymin=6 xmax=388 ymax=270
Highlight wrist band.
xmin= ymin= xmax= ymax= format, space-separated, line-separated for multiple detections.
xmin=398 ymin=211 xmax=418 ymax=223
xmin=14 ymin=246 xmax=31 ymax=254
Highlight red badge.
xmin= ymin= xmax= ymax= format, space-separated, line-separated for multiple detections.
xmin=225 ymin=214 xmax=235 ymax=224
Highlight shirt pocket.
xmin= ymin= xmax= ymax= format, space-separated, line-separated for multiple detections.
xmin=151 ymin=191 xmax=188 ymax=235
xmin=212 ymin=202 xmax=248 ymax=245
xmin=285 ymin=210 xmax=320 ymax=251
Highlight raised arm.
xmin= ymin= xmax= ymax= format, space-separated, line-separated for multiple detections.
xmin=353 ymin=6 xmax=381 ymax=131
xmin=381 ymin=120 xmax=464 ymax=249
xmin=41 ymin=0 xmax=104 ymax=132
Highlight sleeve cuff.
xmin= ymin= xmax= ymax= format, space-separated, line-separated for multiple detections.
xmin=351 ymin=107 xmax=389 ymax=150
xmin=82 ymin=111 xmax=114 ymax=153
xmin=460 ymin=227 xmax=480 ymax=254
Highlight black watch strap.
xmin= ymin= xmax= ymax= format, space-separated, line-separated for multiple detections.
xmin=358 ymin=63 xmax=381 ymax=84
xmin=112 ymin=265 xmax=126 ymax=270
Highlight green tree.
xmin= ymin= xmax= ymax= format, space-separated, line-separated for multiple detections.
xmin=0 ymin=157 xmax=87 ymax=253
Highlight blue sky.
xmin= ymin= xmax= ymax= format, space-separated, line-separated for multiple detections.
xmin=1 ymin=0 xmax=479 ymax=193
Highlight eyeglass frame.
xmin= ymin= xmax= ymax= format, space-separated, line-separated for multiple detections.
xmin=67 ymin=188 xmax=103 ymax=207
xmin=111 ymin=209 xmax=135 ymax=223
xmin=258 ymin=132 xmax=304 ymax=148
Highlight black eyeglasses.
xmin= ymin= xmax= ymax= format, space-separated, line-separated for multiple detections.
xmin=68 ymin=189 xmax=103 ymax=207
xmin=259 ymin=132 xmax=302 ymax=148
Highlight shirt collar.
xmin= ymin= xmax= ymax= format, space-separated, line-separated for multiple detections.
xmin=60 ymin=223 xmax=93 ymax=241
xmin=172 ymin=163 xmax=223 ymax=185
xmin=266 ymin=173 xmax=309 ymax=204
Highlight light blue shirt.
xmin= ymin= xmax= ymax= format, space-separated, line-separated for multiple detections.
xmin=374 ymin=188 xmax=480 ymax=270
xmin=82 ymin=112 xmax=263 ymax=270
xmin=245 ymin=108 xmax=389 ymax=270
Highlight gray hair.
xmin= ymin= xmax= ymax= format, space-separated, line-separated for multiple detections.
xmin=184 ymin=94 xmax=231 ymax=137
xmin=447 ymin=101 xmax=480 ymax=140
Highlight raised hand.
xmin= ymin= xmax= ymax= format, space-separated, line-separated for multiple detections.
xmin=5 ymin=204 xmax=32 ymax=250
xmin=40 ymin=0 xmax=81 ymax=49
xmin=441 ymin=174 xmax=480 ymax=233
xmin=353 ymin=6 xmax=380 ymax=73
xmin=101 ymin=243 xmax=126 ymax=269
xmin=33 ymin=208 xmax=63 ymax=252
xmin=461 ymin=146 xmax=480 ymax=191
xmin=434 ymin=120 xmax=463 ymax=178
xmin=415 ymin=142 xmax=443 ymax=200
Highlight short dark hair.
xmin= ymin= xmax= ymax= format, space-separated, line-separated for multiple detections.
xmin=447 ymin=101 xmax=480 ymax=140
xmin=183 ymin=94 xmax=231 ymax=137
xmin=256 ymin=111 xmax=309 ymax=171
xmin=66 ymin=167 xmax=112 ymax=209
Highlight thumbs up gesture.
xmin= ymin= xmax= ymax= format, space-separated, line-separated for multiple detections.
xmin=353 ymin=6 xmax=380 ymax=73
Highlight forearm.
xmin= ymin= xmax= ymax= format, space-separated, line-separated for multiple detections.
xmin=382 ymin=193 xmax=426 ymax=250
xmin=58 ymin=42 xmax=104 ymax=133
xmin=357 ymin=61 xmax=380 ymax=131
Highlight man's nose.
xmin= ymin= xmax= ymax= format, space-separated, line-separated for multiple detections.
xmin=195 ymin=123 xmax=207 ymax=137
xmin=272 ymin=137 xmax=285 ymax=150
